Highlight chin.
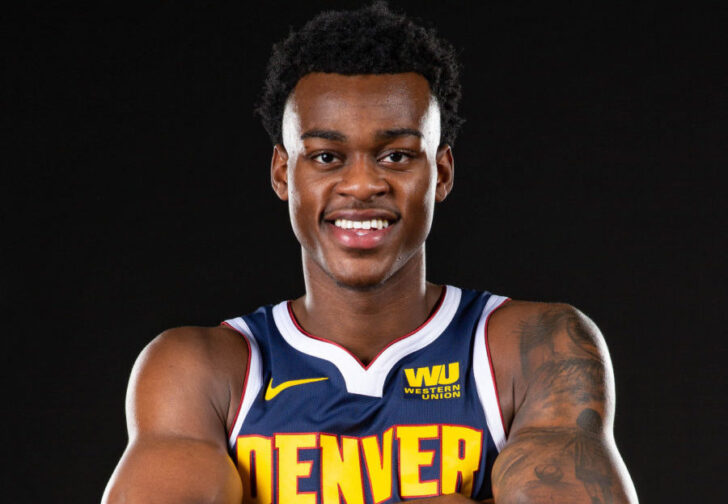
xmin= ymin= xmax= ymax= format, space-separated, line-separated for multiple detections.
xmin=333 ymin=278 xmax=386 ymax=292
xmin=328 ymin=269 xmax=391 ymax=292
xmin=326 ymin=260 xmax=397 ymax=292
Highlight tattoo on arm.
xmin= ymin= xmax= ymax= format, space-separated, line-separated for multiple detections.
xmin=518 ymin=307 xmax=607 ymax=408
xmin=492 ymin=306 xmax=625 ymax=503
xmin=519 ymin=307 xmax=603 ymax=368
xmin=572 ymin=408 xmax=613 ymax=504
xmin=493 ymin=409 xmax=615 ymax=503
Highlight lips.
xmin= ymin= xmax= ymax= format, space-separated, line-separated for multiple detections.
xmin=325 ymin=220 xmax=395 ymax=250
xmin=322 ymin=209 xmax=399 ymax=251
xmin=323 ymin=208 xmax=400 ymax=223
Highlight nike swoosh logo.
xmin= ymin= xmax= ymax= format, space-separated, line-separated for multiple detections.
xmin=264 ymin=377 xmax=328 ymax=401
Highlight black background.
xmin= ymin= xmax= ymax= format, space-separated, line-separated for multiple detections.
xmin=4 ymin=1 xmax=726 ymax=502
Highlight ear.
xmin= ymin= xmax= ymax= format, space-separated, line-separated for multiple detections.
xmin=435 ymin=144 xmax=454 ymax=202
xmin=271 ymin=143 xmax=289 ymax=201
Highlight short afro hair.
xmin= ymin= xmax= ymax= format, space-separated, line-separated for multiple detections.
xmin=255 ymin=1 xmax=464 ymax=147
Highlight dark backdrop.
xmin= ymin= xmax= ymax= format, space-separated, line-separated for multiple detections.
xmin=5 ymin=1 xmax=725 ymax=502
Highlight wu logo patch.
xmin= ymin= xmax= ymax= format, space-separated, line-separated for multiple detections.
xmin=403 ymin=362 xmax=462 ymax=400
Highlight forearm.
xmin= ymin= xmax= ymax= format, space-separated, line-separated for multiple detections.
xmin=103 ymin=436 xmax=243 ymax=504
xmin=491 ymin=424 xmax=635 ymax=504
xmin=404 ymin=496 xmax=493 ymax=504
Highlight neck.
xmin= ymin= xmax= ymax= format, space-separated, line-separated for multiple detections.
xmin=291 ymin=249 xmax=443 ymax=365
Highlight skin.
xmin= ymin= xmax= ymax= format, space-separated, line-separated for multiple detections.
xmin=103 ymin=73 xmax=637 ymax=503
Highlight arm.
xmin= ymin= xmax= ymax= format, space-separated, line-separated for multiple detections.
xmin=491 ymin=304 xmax=637 ymax=503
xmin=102 ymin=327 xmax=245 ymax=504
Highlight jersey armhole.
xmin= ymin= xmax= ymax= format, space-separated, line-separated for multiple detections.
xmin=473 ymin=295 xmax=511 ymax=452
xmin=221 ymin=318 xmax=263 ymax=450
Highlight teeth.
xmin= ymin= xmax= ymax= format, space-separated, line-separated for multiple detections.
xmin=333 ymin=219 xmax=392 ymax=230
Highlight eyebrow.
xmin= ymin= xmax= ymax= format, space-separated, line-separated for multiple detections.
xmin=300 ymin=129 xmax=347 ymax=141
xmin=375 ymin=128 xmax=423 ymax=140
xmin=300 ymin=128 xmax=423 ymax=142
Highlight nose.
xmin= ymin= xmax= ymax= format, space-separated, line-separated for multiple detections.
xmin=336 ymin=154 xmax=390 ymax=201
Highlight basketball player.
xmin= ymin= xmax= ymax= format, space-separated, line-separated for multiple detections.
xmin=103 ymin=3 xmax=637 ymax=503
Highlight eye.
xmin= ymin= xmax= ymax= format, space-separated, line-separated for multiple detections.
xmin=311 ymin=152 xmax=338 ymax=164
xmin=380 ymin=151 xmax=411 ymax=164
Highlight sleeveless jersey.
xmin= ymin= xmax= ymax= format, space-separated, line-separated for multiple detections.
xmin=223 ymin=285 xmax=509 ymax=504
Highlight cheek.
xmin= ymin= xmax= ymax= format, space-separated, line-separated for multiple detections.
xmin=286 ymin=172 xmax=309 ymax=241
xmin=287 ymin=170 xmax=328 ymax=243
xmin=418 ymin=168 xmax=438 ymax=211
xmin=288 ymin=165 xmax=313 ymax=206
xmin=405 ymin=173 xmax=437 ymax=236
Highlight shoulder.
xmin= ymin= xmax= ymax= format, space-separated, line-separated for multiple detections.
xmin=491 ymin=300 xmax=603 ymax=342
xmin=489 ymin=299 xmax=607 ymax=356
xmin=140 ymin=324 xmax=248 ymax=365
xmin=133 ymin=325 xmax=248 ymax=388
xmin=127 ymin=324 xmax=249 ymax=437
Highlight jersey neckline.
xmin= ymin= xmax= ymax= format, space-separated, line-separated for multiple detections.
xmin=271 ymin=285 xmax=462 ymax=397
xmin=285 ymin=285 xmax=448 ymax=371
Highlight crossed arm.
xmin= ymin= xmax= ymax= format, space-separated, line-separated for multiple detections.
xmin=416 ymin=304 xmax=636 ymax=504
xmin=488 ymin=303 xmax=638 ymax=504
xmin=103 ymin=305 xmax=635 ymax=504
xmin=102 ymin=327 xmax=245 ymax=504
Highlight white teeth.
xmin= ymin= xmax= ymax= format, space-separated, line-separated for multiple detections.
xmin=333 ymin=218 xmax=392 ymax=230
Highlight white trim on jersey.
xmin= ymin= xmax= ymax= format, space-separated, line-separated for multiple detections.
xmin=222 ymin=317 xmax=264 ymax=449
xmin=272 ymin=285 xmax=462 ymax=398
xmin=473 ymin=294 xmax=511 ymax=452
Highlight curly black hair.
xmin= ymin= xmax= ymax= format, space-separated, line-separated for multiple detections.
xmin=255 ymin=1 xmax=464 ymax=147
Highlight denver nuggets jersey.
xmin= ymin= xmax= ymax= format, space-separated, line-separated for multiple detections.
xmin=223 ymin=286 xmax=509 ymax=504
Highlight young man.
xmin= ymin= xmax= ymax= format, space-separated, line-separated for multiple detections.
xmin=103 ymin=4 xmax=637 ymax=503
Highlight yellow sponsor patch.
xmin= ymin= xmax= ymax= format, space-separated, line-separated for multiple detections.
xmin=403 ymin=362 xmax=462 ymax=400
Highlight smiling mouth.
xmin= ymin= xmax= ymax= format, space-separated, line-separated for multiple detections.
xmin=332 ymin=218 xmax=392 ymax=230
xmin=323 ymin=217 xmax=398 ymax=249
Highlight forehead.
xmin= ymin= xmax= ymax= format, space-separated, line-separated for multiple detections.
xmin=286 ymin=72 xmax=435 ymax=134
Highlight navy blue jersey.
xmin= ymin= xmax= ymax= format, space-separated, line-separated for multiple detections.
xmin=223 ymin=286 xmax=509 ymax=504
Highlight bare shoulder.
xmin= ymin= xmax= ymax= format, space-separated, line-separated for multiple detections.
xmin=127 ymin=324 xmax=249 ymax=438
xmin=139 ymin=324 xmax=249 ymax=381
xmin=490 ymin=300 xmax=608 ymax=360
xmin=490 ymin=299 xmax=603 ymax=338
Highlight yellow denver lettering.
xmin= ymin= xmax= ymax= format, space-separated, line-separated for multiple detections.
xmin=236 ymin=435 xmax=273 ymax=504
xmin=320 ymin=435 xmax=364 ymax=504
xmin=441 ymin=425 xmax=482 ymax=496
xmin=361 ymin=427 xmax=394 ymax=504
xmin=275 ymin=433 xmax=317 ymax=504
xmin=396 ymin=425 xmax=439 ymax=497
